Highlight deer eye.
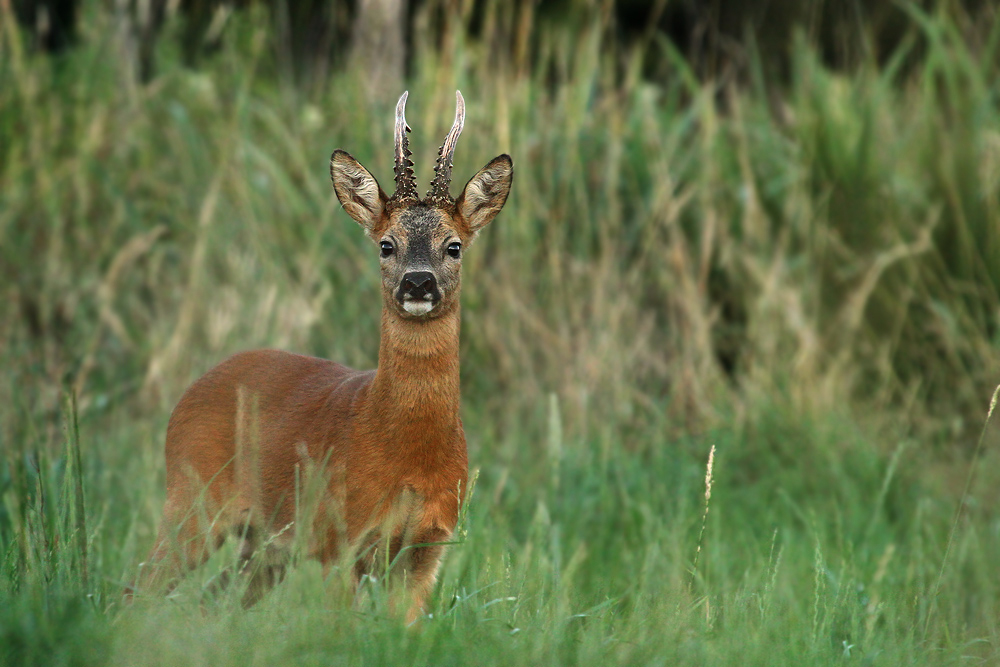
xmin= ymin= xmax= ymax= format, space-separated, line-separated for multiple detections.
xmin=380 ymin=240 xmax=394 ymax=257
xmin=447 ymin=242 xmax=461 ymax=259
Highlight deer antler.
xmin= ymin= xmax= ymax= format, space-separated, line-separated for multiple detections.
xmin=426 ymin=91 xmax=466 ymax=206
xmin=390 ymin=91 xmax=419 ymax=206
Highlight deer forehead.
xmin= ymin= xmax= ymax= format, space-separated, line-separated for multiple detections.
xmin=388 ymin=206 xmax=460 ymax=244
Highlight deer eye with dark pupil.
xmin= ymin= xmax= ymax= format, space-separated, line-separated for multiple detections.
xmin=447 ymin=242 xmax=461 ymax=258
xmin=380 ymin=241 xmax=394 ymax=257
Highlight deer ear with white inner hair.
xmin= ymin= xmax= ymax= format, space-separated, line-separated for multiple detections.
xmin=456 ymin=154 xmax=513 ymax=237
xmin=330 ymin=149 xmax=389 ymax=237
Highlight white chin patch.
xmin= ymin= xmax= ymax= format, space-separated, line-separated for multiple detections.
xmin=403 ymin=300 xmax=435 ymax=316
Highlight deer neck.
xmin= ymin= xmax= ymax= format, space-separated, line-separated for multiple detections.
xmin=369 ymin=303 xmax=462 ymax=425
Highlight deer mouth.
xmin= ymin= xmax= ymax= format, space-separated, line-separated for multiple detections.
xmin=401 ymin=296 xmax=436 ymax=316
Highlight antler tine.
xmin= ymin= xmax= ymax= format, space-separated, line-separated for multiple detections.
xmin=391 ymin=91 xmax=419 ymax=204
xmin=426 ymin=90 xmax=466 ymax=205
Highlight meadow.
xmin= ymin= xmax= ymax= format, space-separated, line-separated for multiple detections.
xmin=2 ymin=2 xmax=1000 ymax=665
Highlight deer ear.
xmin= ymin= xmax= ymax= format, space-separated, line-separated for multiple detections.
xmin=330 ymin=150 xmax=389 ymax=237
xmin=456 ymin=154 xmax=513 ymax=236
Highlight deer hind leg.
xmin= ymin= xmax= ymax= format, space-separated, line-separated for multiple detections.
xmin=197 ymin=511 xmax=292 ymax=608
xmin=129 ymin=495 xmax=232 ymax=599
xmin=234 ymin=523 xmax=291 ymax=608
xmin=127 ymin=465 xmax=244 ymax=601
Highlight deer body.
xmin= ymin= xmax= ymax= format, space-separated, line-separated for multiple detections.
xmin=132 ymin=92 xmax=512 ymax=622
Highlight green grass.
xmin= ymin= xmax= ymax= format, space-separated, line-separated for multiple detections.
xmin=2 ymin=1 xmax=1000 ymax=665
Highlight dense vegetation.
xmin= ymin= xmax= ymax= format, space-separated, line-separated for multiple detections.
xmin=2 ymin=2 xmax=999 ymax=665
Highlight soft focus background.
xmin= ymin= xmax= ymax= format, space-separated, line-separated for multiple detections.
xmin=2 ymin=0 xmax=1000 ymax=664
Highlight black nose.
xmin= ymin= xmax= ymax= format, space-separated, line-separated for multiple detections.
xmin=400 ymin=271 xmax=437 ymax=298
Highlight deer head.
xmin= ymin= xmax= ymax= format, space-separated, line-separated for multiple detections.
xmin=330 ymin=91 xmax=513 ymax=320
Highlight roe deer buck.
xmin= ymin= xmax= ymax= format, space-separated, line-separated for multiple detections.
xmin=130 ymin=91 xmax=513 ymax=623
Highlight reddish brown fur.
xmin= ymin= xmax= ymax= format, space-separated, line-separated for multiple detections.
xmin=131 ymin=93 xmax=512 ymax=623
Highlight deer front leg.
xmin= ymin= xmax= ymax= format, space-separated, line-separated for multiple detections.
xmin=400 ymin=526 xmax=452 ymax=624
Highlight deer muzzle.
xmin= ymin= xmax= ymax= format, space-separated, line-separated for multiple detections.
xmin=397 ymin=271 xmax=441 ymax=316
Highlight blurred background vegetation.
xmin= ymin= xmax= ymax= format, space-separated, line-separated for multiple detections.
xmin=2 ymin=0 xmax=1000 ymax=665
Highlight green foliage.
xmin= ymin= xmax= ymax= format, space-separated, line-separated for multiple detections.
xmin=2 ymin=1 xmax=1000 ymax=665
